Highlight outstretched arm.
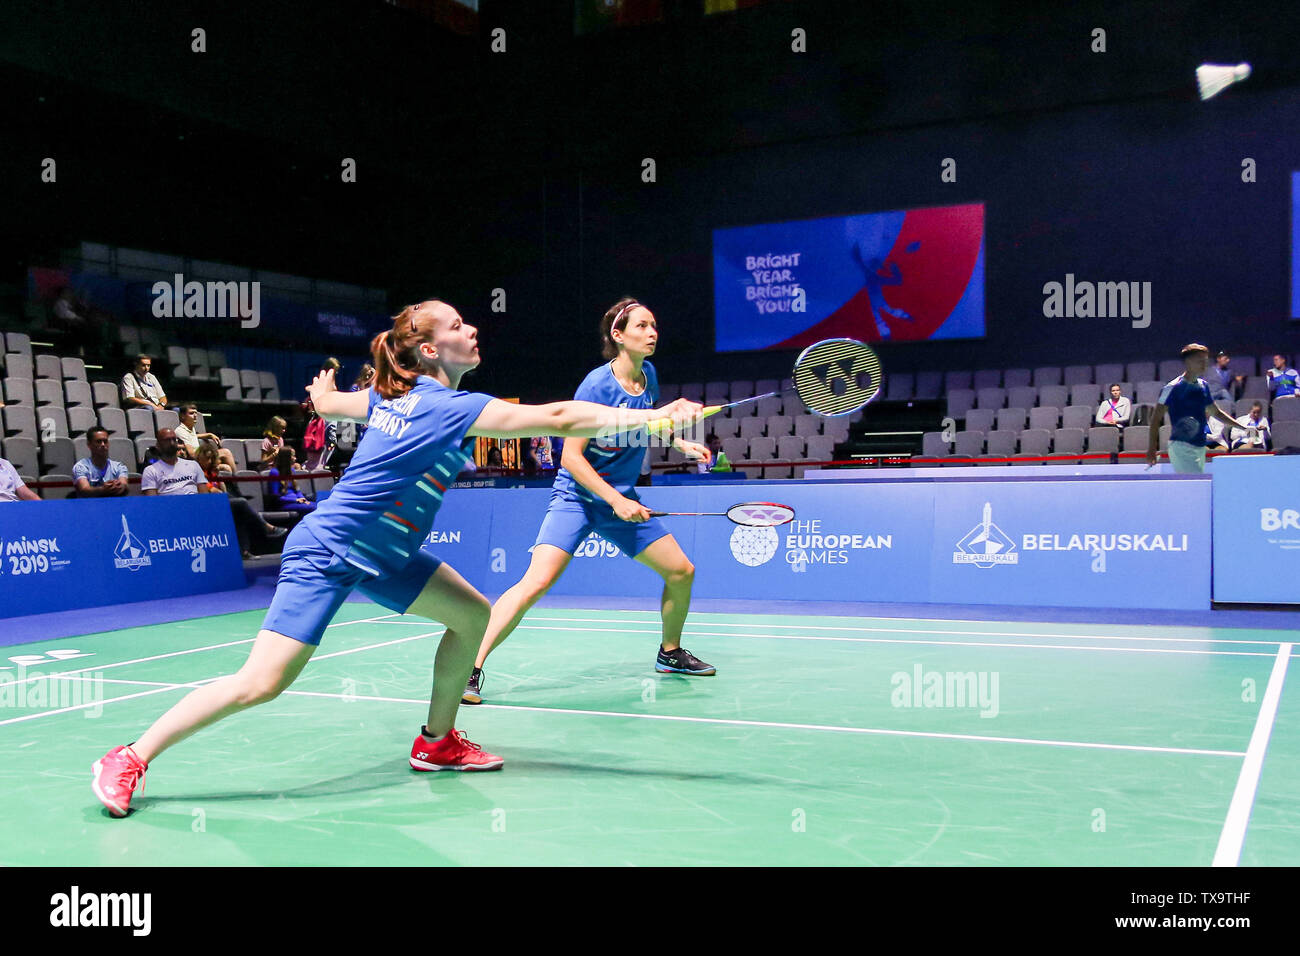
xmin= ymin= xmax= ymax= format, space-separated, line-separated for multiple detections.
xmin=307 ymin=369 xmax=371 ymax=423
xmin=467 ymin=397 xmax=702 ymax=440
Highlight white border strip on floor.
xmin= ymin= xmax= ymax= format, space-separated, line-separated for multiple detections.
xmin=1211 ymin=642 xmax=1292 ymax=867
xmin=525 ymin=615 xmax=1295 ymax=647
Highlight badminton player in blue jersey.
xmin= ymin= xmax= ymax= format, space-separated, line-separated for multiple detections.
xmin=91 ymin=300 xmax=703 ymax=816
xmin=463 ymin=299 xmax=714 ymax=705
xmin=1146 ymin=343 xmax=1242 ymax=474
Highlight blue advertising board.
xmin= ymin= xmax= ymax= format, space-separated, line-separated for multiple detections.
xmin=422 ymin=476 xmax=1211 ymax=611
xmin=1212 ymin=456 xmax=1300 ymax=604
xmin=1 ymin=497 xmax=245 ymax=617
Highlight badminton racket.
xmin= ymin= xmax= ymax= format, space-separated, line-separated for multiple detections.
xmin=645 ymin=501 xmax=795 ymax=527
xmin=647 ymin=338 xmax=883 ymax=436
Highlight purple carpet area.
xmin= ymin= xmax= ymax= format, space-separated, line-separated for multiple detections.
xmin=4 ymin=563 xmax=1298 ymax=649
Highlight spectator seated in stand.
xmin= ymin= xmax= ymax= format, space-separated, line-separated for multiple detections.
xmin=176 ymin=404 xmax=236 ymax=473
xmin=260 ymin=415 xmax=288 ymax=469
xmin=120 ymin=354 xmax=169 ymax=410
xmin=266 ymin=447 xmax=316 ymax=515
xmin=301 ymin=402 xmax=337 ymax=472
xmin=72 ymin=427 xmax=129 ymax=497
xmin=143 ymin=429 xmax=286 ymax=558
xmin=1205 ymin=415 xmax=1231 ymax=452
xmin=697 ymin=432 xmax=725 ymax=474
xmin=1266 ymin=354 xmax=1299 ymax=398
xmin=1231 ymin=401 xmax=1271 ymax=452
xmin=0 ymin=456 xmax=41 ymax=501
xmin=1094 ymin=383 xmax=1131 ymax=427
xmin=1208 ymin=351 xmax=1245 ymax=402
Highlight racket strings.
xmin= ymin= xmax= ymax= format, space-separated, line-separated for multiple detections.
xmin=791 ymin=339 xmax=882 ymax=416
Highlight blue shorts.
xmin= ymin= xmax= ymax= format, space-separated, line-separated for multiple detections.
xmin=261 ymin=524 xmax=444 ymax=646
xmin=533 ymin=493 xmax=672 ymax=558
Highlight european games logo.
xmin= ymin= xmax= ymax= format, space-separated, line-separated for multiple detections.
xmin=112 ymin=514 xmax=152 ymax=571
xmin=953 ymin=502 xmax=1018 ymax=568
xmin=729 ymin=526 xmax=779 ymax=567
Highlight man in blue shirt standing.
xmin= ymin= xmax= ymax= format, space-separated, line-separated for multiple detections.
xmin=1147 ymin=343 xmax=1244 ymax=473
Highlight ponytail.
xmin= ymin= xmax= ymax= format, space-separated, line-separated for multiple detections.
xmin=371 ymin=303 xmax=438 ymax=399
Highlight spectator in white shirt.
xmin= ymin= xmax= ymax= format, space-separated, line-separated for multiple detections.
xmin=0 ymin=456 xmax=41 ymax=501
xmin=176 ymin=404 xmax=237 ymax=473
xmin=1231 ymin=401 xmax=1271 ymax=451
xmin=1095 ymin=384 xmax=1131 ymax=427
xmin=121 ymin=355 xmax=169 ymax=410
xmin=72 ymin=427 xmax=129 ymax=497
xmin=140 ymin=429 xmax=208 ymax=495
xmin=1205 ymin=414 xmax=1230 ymax=451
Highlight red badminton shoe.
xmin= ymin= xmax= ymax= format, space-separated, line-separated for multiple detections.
xmin=92 ymin=745 xmax=147 ymax=817
xmin=409 ymin=728 xmax=504 ymax=772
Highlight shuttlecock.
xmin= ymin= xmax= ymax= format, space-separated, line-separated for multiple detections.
xmin=1197 ymin=62 xmax=1251 ymax=101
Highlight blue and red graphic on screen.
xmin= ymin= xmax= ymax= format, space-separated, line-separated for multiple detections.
xmin=713 ymin=203 xmax=985 ymax=351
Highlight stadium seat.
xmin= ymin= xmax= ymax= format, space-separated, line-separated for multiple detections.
xmin=921 ymin=431 xmax=950 ymax=459
xmin=766 ymin=415 xmax=793 ymax=437
xmin=793 ymin=413 xmax=820 ymax=437
xmin=1122 ymin=428 xmax=1149 ymax=454
xmin=1093 ymin=364 xmax=1124 ymax=386
xmin=240 ymin=369 xmax=261 ymax=402
xmin=765 ymin=459 xmax=793 ymax=480
xmin=805 ymin=435 xmax=836 ymax=463
xmin=67 ymin=406 xmax=97 ymax=435
xmin=1019 ymin=429 xmax=1052 ymax=458
xmin=1242 ymin=377 xmax=1270 ymax=400
xmin=946 ymin=389 xmax=976 ymax=419
xmin=154 ymin=408 xmax=180 ymax=432
xmin=1038 ymin=385 xmax=1069 ymax=409
xmin=259 ymin=371 xmax=280 ymax=402
xmin=739 ymin=417 xmax=766 ymax=440
xmin=1051 ymin=428 xmax=1085 ymax=463
xmin=167 ymin=346 xmax=190 ymax=380
xmin=1028 ymin=406 xmax=1060 ymax=431
xmin=722 ymin=437 xmax=748 ymax=465
xmin=748 ymin=436 xmax=777 ymax=460
xmin=777 ymin=435 xmax=805 ymax=460
xmin=2 ymin=437 xmax=39 ymax=475
xmin=704 ymin=381 xmax=729 ymax=404
xmin=953 ymin=431 xmax=984 ymax=458
xmin=1086 ymin=427 xmax=1119 ymax=461
xmin=98 ymin=406 xmax=128 ymax=436
xmin=108 ymin=437 xmax=136 ymax=470
xmin=754 ymin=395 xmax=783 ymax=418
xmin=1134 ymin=381 xmax=1164 ymax=405
xmin=728 ymin=380 xmax=754 ymax=401
xmin=1158 ymin=360 xmax=1184 ymax=381
xmin=1126 ymin=361 xmax=1155 ymax=383
xmin=711 ymin=416 xmax=740 ymax=439
xmin=5 ymin=355 xmax=33 ymax=380
xmin=126 ymin=408 xmax=155 ymax=437
xmin=41 ymin=437 xmax=76 ymax=474
xmin=3 ymin=405 xmax=37 ymax=438
xmin=1006 ymin=385 xmax=1037 ymax=410
xmin=1272 ymin=421 xmax=1300 ymax=451
xmin=1070 ymin=384 xmax=1101 ymax=407
xmin=886 ymin=372 xmax=914 ymax=400
xmin=1062 ymin=405 xmax=1093 ymax=430
xmin=188 ymin=348 xmax=212 ymax=382
xmin=37 ymin=407 xmax=69 ymax=440
xmin=944 ymin=371 xmax=973 ymax=391
xmin=1032 ymin=366 xmax=1062 ymax=387
xmin=1003 ymin=368 xmax=1032 ymax=388
xmin=219 ymin=368 xmax=242 ymax=401
xmin=914 ymin=371 xmax=942 ymax=399
xmin=996 ymin=407 xmax=1027 ymax=431
xmin=1063 ymin=365 xmax=1092 ymax=386
xmin=64 ymin=379 xmax=93 ymax=407
xmin=679 ymin=382 xmax=705 ymax=402
xmin=975 ymin=387 xmax=1006 ymax=410
xmin=973 ymin=370 xmax=1001 ymax=390
xmin=92 ymin=381 xmax=119 ymax=408
xmin=965 ymin=408 xmax=995 ymax=433
xmin=1272 ymin=396 xmax=1299 ymax=422
xmin=61 ymin=357 xmax=87 ymax=382
xmin=983 ymin=430 xmax=1018 ymax=462
xmin=5 ymin=333 xmax=33 ymax=358
xmin=42 ymin=474 xmax=74 ymax=501
xmin=35 ymin=379 xmax=65 ymax=407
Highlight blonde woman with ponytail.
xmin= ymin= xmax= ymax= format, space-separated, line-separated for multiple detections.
xmin=91 ymin=300 xmax=702 ymax=814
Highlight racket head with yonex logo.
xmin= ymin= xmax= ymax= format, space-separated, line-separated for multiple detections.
xmin=791 ymin=338 xmax=883 ymax=417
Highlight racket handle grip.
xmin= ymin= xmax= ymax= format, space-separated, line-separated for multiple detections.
xmin=645 ymin=405 xmax=722 ymax=438
xmin=647 ymin=511 xmax=668 ymax=518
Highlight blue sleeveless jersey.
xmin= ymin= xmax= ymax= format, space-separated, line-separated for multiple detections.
xmin=298 ymin=376 xmax=492 ymax=575
xmin=551 ymin=360 xmax=659 ymax=503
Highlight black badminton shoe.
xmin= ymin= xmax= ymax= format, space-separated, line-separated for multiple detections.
xmin=655 ymin=646 xmax=716 ymax=676
xmin=461 ymin=667 xmax=484 ymax=704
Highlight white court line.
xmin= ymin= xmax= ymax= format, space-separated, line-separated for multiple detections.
xmin=0 ymin=685 xmax=187 ymax=726
xmin=310 ymin=632 xmax=441 ymax=661
xmin=508 ymin=625 xmax=1273 ymax=658
xmin=272 ymin=688 xmax=1245 ymax=758
xmin=0 ymin=612 xmax=404 ymax=693
xmin=8 ymin=657 xmax=1250 ymax=759
xmin=529 ymin=615 xmax=1294 ymax=647
xmin=1212 ymin=643 xmax=1293 ymax=867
